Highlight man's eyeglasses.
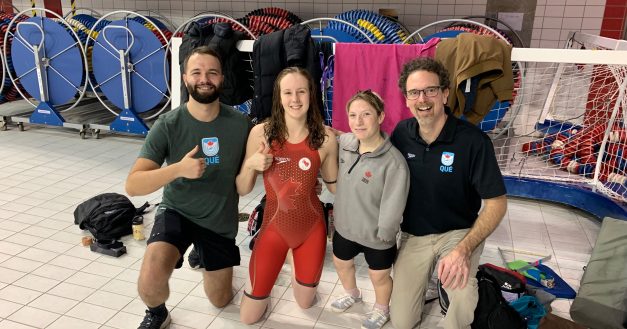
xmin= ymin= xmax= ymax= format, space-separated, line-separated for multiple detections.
xmin=405 ymin=86 xmax=442 ymax=100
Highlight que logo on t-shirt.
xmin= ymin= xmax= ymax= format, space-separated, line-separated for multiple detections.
xmin=298 ymin=157 xmax=311 ymax=171
xmin=202 ymin=137 xmax=220 ymax=164
xmin=440 ymin=151 xmax=454 ymax=173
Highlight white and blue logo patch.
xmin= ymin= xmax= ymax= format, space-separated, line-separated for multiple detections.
xmin=440 ymin=151 xmax=454 ymax=173
xmin=441 ymin=152 xmax=455 ymax=166
xmin=202 ymin=137 xmax=219 ymax=157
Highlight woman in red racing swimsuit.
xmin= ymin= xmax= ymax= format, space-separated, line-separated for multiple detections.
xmin=236 ymin=67 xmax=338 ymax=324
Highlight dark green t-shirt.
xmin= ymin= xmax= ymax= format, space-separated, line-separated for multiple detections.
xmin=139 ymin=103 xmax=252 ymax=238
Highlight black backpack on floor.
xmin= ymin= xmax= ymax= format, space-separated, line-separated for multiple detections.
xmin=438 ymin=264 xmax=527 ymax=329
xmin=74 ymin=193 xmax=149 ymax=241
xmin=471 ymin=265 xmax=527 ymax=329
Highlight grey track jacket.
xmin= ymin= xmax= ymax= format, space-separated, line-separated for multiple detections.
xmin=334 ymin=132 xmax=410 ymax=250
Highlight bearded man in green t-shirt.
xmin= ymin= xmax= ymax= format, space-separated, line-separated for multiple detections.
xmin=126 ymin=46 xmax=252 ymax=329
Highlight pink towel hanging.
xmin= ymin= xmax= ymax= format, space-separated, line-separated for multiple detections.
xmin=332 ymin=39 xmax=440 ymax=134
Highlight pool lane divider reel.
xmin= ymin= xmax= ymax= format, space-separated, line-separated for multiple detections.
xmin=101 ymin=25 xmax=147 ymax=134
xmin=3 ymin=8 xmax=89 ymax=129
xmin=86 ymin=10 xmax=171 ymax=136
xmin=0 ymin=11 xmax=29 ymax=106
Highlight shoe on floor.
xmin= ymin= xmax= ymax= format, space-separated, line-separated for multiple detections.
xmin=238 ymin=212 xmax=250 ymax=222
xmin=188 ymin=247 xmax=201 ymax=269
xmin=330 ymin=294 xmax=362 ymax=313
xmin=138 ymin=308 xmax=171 ymax=329
xmin=361 ymin=309 xmax=390 ymax=329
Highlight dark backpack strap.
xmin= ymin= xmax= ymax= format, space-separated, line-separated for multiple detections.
xmin=136 ymin=202 xmax=150 ymax=215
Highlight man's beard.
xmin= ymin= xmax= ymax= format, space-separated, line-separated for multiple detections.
xmin=414 ymin=103 xmax=435 ymax=126
xmin=188 ymin=83 xmax=221 ymax=104
xmin=416 ymin=115 xmax=435 ymax=127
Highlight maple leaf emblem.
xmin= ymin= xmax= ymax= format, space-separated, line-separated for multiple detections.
xmin=276 ymin=178 xmax=301 ymax=212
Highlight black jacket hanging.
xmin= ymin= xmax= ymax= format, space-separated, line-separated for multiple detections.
xmin=208 ymin=23 xmax=253 ymax=106
xmin=251 ymin=24 xmax=322 ymax=122
xmin=179 ymin=22 xmax=253 ymax=106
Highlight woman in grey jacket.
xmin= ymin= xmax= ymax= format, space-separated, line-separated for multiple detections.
xmin=331 ymin=90 xmax=409 ymax=329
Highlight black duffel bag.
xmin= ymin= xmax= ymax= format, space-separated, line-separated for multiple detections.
xmin=74 ymin=193 xmax=148 ymax=241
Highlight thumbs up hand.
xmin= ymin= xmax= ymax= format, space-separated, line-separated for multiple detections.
xmin=246 ymin=141 xmax=273 ymax=172
xmin=178 ymin=145 xmax=206 ymax=179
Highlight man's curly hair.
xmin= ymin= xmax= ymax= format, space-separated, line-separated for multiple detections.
xmin=397 ymin=57 xmax=451 ymax=94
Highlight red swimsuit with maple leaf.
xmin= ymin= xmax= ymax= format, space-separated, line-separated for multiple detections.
xmin=246 ymin=137 xmax=326 ymax=299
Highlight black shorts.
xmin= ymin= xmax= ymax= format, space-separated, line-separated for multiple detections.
xmin=332 ymin=231 xmax=397 ymax=270
xmin=147 ymin=208 xmax=240 ymax=271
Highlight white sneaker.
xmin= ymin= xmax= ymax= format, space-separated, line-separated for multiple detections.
xmin=361 ymin=309 xmax=390 ymax=329
xmin=330 ymin=294 xmax=362 ymax=312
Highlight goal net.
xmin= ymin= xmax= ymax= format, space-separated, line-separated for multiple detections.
xmin=494 ymin=32 xmax=627 ymax=203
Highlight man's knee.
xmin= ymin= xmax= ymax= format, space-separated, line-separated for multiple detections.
xmin=390 ymin=294 xmax=423 ymax=329
xmin=138 ymin=268 xmax=171 ymax=303
xmin=443 ymin=279 xmax=479 ymax=322
xmin=138 ymin=283 xmax=163 ymax=302
xmin=446 ymin=278 xmax=478 ymax=302
xmin=204 ymin=283 xmax=233 ymax=308
xmin=138 ymin=252 xmax=179 ymax=301
xmin=140 ymin=243 xmax=179 ymax=280
xmin=203 ymin=267 xmax=234 ymax=307
xmin=390 ymin=312 xmax=421 ymax=329
xmin=138 ymin=261 xmax=170 ymax=287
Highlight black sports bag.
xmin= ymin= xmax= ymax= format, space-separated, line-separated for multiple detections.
xmin=74 ymin=193 xmax=148 ymax=241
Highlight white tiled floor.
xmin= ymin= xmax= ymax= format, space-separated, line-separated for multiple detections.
xmin=0 ymin=127 xmax=601 ymax=328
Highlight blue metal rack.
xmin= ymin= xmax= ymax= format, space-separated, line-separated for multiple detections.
xmin=85 ymin=11 xmax=171 ymax=136
xmin=3 ymin=8 xmax=90 ymax=134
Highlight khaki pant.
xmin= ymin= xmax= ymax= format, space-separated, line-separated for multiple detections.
xmin=390 ymin=229 xmax=484 ymax=329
